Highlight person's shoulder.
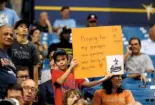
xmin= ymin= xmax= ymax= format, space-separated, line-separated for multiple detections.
xmin=4 ymin=8 xmax=13 ymax=11
xmin=27 ymin=41 xmax=36 ymax=47
xmin=68 ymin=18 xmax=76 ymax=21
xmin=54 ymin=19 xmax=62 ymax=23
xmin=5 ymin=8 xmax=16 ymax=13
xmin=52 ymin=69 xmax=64 ymax=75
xmin=123 ymin=89 xmax=132 ymax=94
xmin=139 ymin=53 xmax=150 ymax=58
xmin=95 ymin=89 xmax=105 ymax=94
xmin=67 ymin=19 xmax=76 ymax=23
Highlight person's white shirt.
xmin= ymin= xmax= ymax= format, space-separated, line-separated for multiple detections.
xmin=141 ymin=38 xmax=155 ymax=55
xmin=40 ymin=69 xmax=51 ymax=84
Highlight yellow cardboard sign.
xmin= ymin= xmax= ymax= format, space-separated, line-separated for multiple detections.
xmin=72 ymin=26 xmax=123 ymax=79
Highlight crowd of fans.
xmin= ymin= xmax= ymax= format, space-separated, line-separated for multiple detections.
xmin=0 ymin=0 xmax=155 ymax=105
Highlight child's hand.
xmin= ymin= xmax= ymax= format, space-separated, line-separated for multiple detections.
xmin=70 ymin=58 xmax=78 ymax=69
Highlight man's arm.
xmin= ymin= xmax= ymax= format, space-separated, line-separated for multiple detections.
xmin=45 ymin=19 xmax=53 ymax=33
xmin=82 ymin=73 xmax=112 ymax=87
xmin=31 ymin=43 xmax=40 ymax=85
xmin=53 ymin=20 xmax=61 ymax=32
xmin=145 ymin=55 xmax=154 ymax=72
xmin=56 ymin=59 xmax=77 ymax=85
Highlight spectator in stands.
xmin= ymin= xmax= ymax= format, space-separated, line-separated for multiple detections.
xmin=38 ymin=57 xmax=55 ymax=105
xmin=21 ymin=79 xmax=38 ymax=105
xmin=92 ymin=75 xmax=135 ymax=105
xmin=48 ymin=27 xmax=72 ymax=63
xmin=87 ymin=14 xmax=97 ymax=27
xmin=0 ymin=24 xmax=16 ymax=99
xmin=141 ymin=24 xmax=155 ymax=55
xmin=6 ymin=84 xmax=24 ymax=105
xmin=124 ymin=37 xmax=154 ymax=83
xmin=8 ymin=20 xmax=40 ymax=84
xmin=0 ymin=0 xmax=19 ymax=26
xmin=52 ymin=49 xmax=112 ymax=105
xmin=33 ymin=12 xmax=53 ymax=33
xmin=63 ymin=89 xmax=90 ymax=105
xmin=16 ymin=66 xmax=29 ymax=84
xmin=29 ymin=28 xmax=48 ymax=57
xmin=53 ymin=6 xmax=76 ymax=33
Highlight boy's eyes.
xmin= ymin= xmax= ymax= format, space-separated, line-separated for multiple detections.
xmin=56 ymin=58 xmax=66 ymax=62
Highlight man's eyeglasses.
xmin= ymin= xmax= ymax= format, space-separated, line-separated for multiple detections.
xmin=23 ymin=86 xmax=37 ymax=93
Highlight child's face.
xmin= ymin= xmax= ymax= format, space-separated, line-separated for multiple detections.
xmin=55 ymin=55 xmax=68 ymax=70
xmin=67 ymin=92 xmax=80 ymax=105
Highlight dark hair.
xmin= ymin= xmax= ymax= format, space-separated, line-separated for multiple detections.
xmin=102 ymin=76 xmax=124 ymax=94
xmin=53 ymin=49 xmax=68 ymax=63
xmin=16 ymin=66 xmax=29 ymax=74
xmin=63 ymin=89 xmax=82 ymax=105
xmin=6 ymin=84 xmax=23 ymax=96
xmin=0 ymin=0 xmax=7 ymax=3
xmin=0 ymin=99 xmax=17 ymax=105
xmin=61 ymin=6 xmax=70 ymax=11
xmin=28 ymin=28 xmax=40 ymax=41
xmin=129 ymin=37 xmax=141 ymax=46
xmin=149 ymin=24 xmax=155 ymax=28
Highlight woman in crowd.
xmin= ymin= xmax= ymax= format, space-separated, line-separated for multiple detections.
xmin=29 ymin=28 xmax=48 ymax=57
xmin=92 ymin=75 xmax=135 ymax=105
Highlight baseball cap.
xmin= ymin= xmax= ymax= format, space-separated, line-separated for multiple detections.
xmin=0 ymin=0 xmax=7 ymax=3
xmin=14 ymin=20 xmax=30 ymax=29
xmin=87 ymin=14 xmax=97 ymax=22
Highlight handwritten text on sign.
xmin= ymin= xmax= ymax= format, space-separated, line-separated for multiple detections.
xmin=72 ymin=26 xmax=123 ymax=79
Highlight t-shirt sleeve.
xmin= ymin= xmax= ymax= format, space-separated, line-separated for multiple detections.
xmin=92 ymin=90 xmax=102 ymax=105
xmin=75 ymin=79 xmax=85 ymax=88
xmin=125 ymin=90 xmax=135 ymax=104
xmin=31 ymin=43 xmax=40 ymax=65
xmin=52 ymin=70 xmax=62 ymax=86
xmin=70 ymin=19 xmax=76 ymax=28
xmin=53 ymin=20 xmax=59 ymax=29
xmin=145 ymin=55 xmax=154 ymax=71
xmin=140 ymin=40 xmax=145 ymax=53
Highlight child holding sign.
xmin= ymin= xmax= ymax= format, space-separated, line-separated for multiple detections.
xmin=52 ymin=49 xmax=112 ymax=105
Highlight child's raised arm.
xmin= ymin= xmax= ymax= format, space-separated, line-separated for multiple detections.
xmin=56 ymin=58 xmax=78 ymax=85
xmin=81 ymin=73 xmax=112 ymax=87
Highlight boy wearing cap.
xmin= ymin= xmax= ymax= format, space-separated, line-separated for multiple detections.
xmin=87 ymin=14 xmax=97 ymax=27
xmin=8 ymin=20 xmax=40 ymax=84
xmin=52 ymin=49 xmax=111 ymax=105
